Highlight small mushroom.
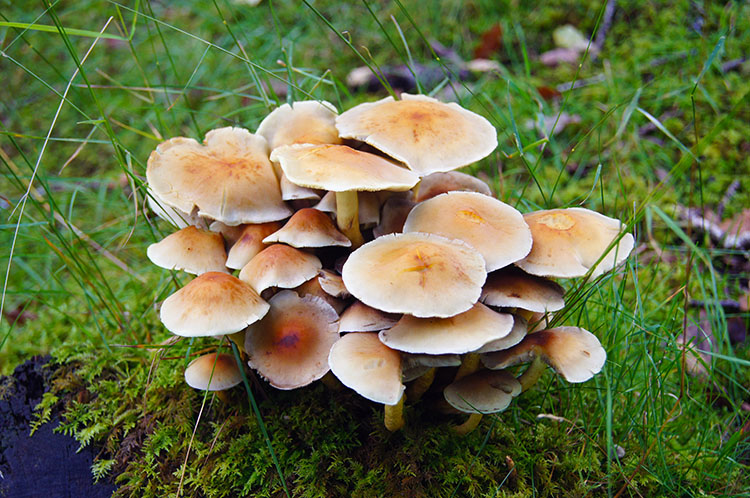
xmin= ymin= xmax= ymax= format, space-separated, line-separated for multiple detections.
xmin=481 ymin=267 xmax=565 ymax=314
xmin=184 ymin=352 xmax=244 ymax=402
xmin=238 ymin=244 xmax=322 ymax=294
xmin=225 ymin=222 xmax=283 ymax=270
xmin=415 ymin=171 xmax=492 ymax=202
xmin=147 ymin=226 xmax=228 ymax=275
xmin=443 ymin=369 xmax=521 ymax=434
xmin=262 ymin=208 xmax=351 ymax=248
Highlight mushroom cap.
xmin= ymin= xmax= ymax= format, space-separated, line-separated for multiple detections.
xmin=295 ymin=275 xmax=347 ymax=315
xmin=245 ymin=291 xmax=340 ymax=390
xmin=146 ymin=127 xmax=291 ymax=225
xmin=372 ymin=194 xmax=416 ymax=238
xmin=341 ymin=232 xmax=487 ymax=318
xmin=146 ymin=187 xmax=198 ymax=229
xmin=328 ymin=332 xmax=404 ymax=405
xmin=335 ymin=93 xmax=498 ymax=176
xmin=317 ymin=269 xmax=350 ymax=298
xmin=481 ymin=326 xmax=606 ymax=383
xmin=403 ymin=192 xmax=532 ymax=272
xmin=184 ymin=353 xmax=243 ymax=391
xmin=338 ymin=301 xmax=400 ymax=333
xmin=147 ymin=226 xmax=228 ymax=275
xmin=415 ymin=171 xmax=492 ymax=202
xmin=378 ymin=302 xmax=514 ymax=355
xmin=515 ymin=208 xmax=634 ymax=278
xmin=271 ymin=144 xmax=419 ymax=192
xmin=256 ymin=100 xmax=341 ymax=151
xmin=238 ymin=244 xmax=322 ymax=293
xmin=160 ymin=272 xmax=269 ymax=337
xmin=263 ymin=208 xmax=351 ymax=248
xmin=473 ymin=315 xmax=528 ymax=353
xmin=443 ymin=369 xmax=521 ymax=414
xmin=481 ymin=267 xmax=565 ymax=313
xmin=225 ymin=222 xmax=283 ymax=270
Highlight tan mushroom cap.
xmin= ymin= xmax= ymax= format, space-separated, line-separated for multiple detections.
xmin=318 ymin=269 xmax=350 ymax=298
xmin=160 ymin=272 xmax=269 ymax=337
xmin=481 ymin=267 xmax=565 ymax=313
xmin=342 ymin=232 xmax=487 ymax=318
xmin=256 ymin=100 xmax=342 ymax=151
xmin=415 ymin=171 xmax=492 ymax=202
xmin=473 ymin=315 xmax=528 ymax=353
xmin=209 ymin=221 xmax=246 ymax=246
xmin=146 ymin=127 xmax=291 ymax=225
xmin=328 ymin=332 xmax=404 ymax=405
xmin=295 ymin=275 xmax=347 ymax=315
xmin=515 ymin=208 xmax=634 ymax=278
xmin=225 ymin=222 xmax=283 ymax=270
xmin=335 ymin=93 xmax=498 ymax=176
xmin=443 ymin=369 xmax=521 ymax=414
xmin=147 ymin=226 xmax=228 ymax=275
xmin=146 ymin=187 xmax=200 ymax=229
xmin=263 ymin=208 xmax=351 ymax=248
xmin=403 ymin=192 xmax=532 ymax=272
xmin=379 ymin=303 xmax=513 ymax=355
xmin=339 ymin=301 xmax=400 ymax=333
xmin=238 ymin=244 xmax=321 ymax=293
xmin=372 ymin=195 xmax=416 ymax=238
xmin=184 ymin=353 xmax=243 ymax=391
xmin=245 ymin=291 xmax=339 ymax=390
xmin=481 ymin=326 xmax=606 ymax=383
xmin=270 ymin=144 xmax=419 ymax=192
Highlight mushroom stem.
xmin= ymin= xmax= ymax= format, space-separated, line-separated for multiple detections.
xmin=226 ymin=330 xmax=247 ymax=356
xmin=518 ymin=356 xmax=547 ymax=392
xmin=453 ymin=413 xmax=483 ymax=435
xmin=515 ymin=308 xmax=535 ymax=322
xmin=215 ymin=390 xmax=231 ymax=404
xmin=335 ymin=191 xmax=364 ymax=248
xmin=454 ymin=353 xmax=480 ymax=381
xmin=320 ymin=371 xmax=344 ymax=391
xmin=384 ymin=393 xmax=405 ymax=432
xmin=411 ymin=179 xmax=422 ymax=202
xmin=407 ymin=367 xmax=436 ymax=401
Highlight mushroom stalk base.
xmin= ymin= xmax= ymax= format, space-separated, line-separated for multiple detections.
xmin=454 ymin=353 xmax=480 ymax=381
xmin=320 ymin=372 xmax=343 ymax=391
xmin=407 ymin=367 xmax=436 ymax=401
xmin=453 ymin=413 xmax=483 ymax=435
xmin=519 ymin=356 xmax=546 ymax=392
xmin=335 ymin=191 xmax=364 ymax=248
xmin=215 ymin=390 xmax=231 ymax=404
xmin=384 ymin=394 xmax=405 ymax=431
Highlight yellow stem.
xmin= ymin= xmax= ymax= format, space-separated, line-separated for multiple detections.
xmin=453 ymin=413 xmax=483 ymax=435
xmin=335 ymin=191 xmax=364 ymax=248
xmin=406 ymin=367 xmax=436 ymax=401
xmin=519 ymin=356 xmax=546 ymax=392
xmin=320 ymin=371 xmax=343 ymax=391
xmin=454 ymin=353 xmax=480 ymax=381
xmin=384 ymin=394 xmax=405 ymax=431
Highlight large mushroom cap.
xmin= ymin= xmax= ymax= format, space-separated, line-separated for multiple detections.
xmin=481 ymin=326 xmax=606 ymax=383
xmin=146 ymin=127 xmax=290 ymax=225
xmin=245 ymin=291 xmax=339 ymax=390
xmin=481 ymin=267 xmax=565 ymax=313
xmin=184 ymin=353 xmax=243 ymax=391
xmin=160 ymin=272 xmax=269 ymax=337
xmin=342 ymin=232 xmax=487 ymax=318
xmin=378 ymin=303 xmax=513 ymax=355
xmin=335 ymin=93 xmax=498 ymax=175
xmin=403 ymin=192 xmax=532 ymax=272
xmin=271 ymin=144 xmax=419 ymax=192
xmin=328 ymin=332 xmax=404 ymax=405
xmin=515 ymin=208 xmax=634 ymax=278
xmin=256 ymin=100 xmax=341 ymax=151
xmin=147 ymin=226 xmax=228 ymax=275
xmin=443 ymin=369 xmax=521 ymax=414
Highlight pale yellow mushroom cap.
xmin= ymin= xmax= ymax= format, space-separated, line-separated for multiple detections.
xmin=270 ymin=144 xmax=419 ymax=192
xmin=335 ymin=93 xmax=498 ymax=176
xmin=415 ymin=171 xmax=492 ymax=202
xmin=443 ymin=370 xmax=521 ymax=414
xmin=225 ymin=222 xmax=283 ymax=270
xmin=473 ymin=315 xmax=528 ymax=353
xmin=481 ymin=326 xmax=606 ymax=383
xmin=160 ymin=272 xmax=269 ymax=337
xmin=256 ymin=100 xmax=342 ymax=151
xmin=245 ymin=291 xmax=339 ymax=390
xmin=378 ymin=302 xmax=513 ymax=355
xmin=515 ymin=208 xmax=634 ymax=278
xmin=328 ymin=332 xmax=404 ymax=405
xmin=403 ymin=192 xmax=532 ymax=272
xmin=147 ymin=226 xmax=228 ymax=275
xmin=262 ymin=208 xmax=351 ymax=248
xmin=184 ymin=353 xmax=243 ymax=391
xmin=481 ymin=267 xmax=565 ymax=313
xmin=238 ymin=244 xmax=322 ymax=294
xmin=146 ymin=127 xmax=291 ymax=225
xmin=341 ymin=232 xmax=487 ymax=318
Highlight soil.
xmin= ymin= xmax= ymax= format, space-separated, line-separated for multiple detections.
xmin=0 ymin=356 xmax=117 ymax=497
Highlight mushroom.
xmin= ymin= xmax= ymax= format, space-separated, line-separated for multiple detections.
xmin=225 ymin=222 xmax=283 ymax=270
xmin=415 ymin=171 xmax=492 ymax=202
xmin=342 ymin=232 xmax=487 ymax=318
xmin=338 ymin=301 xmax=400 ymax=333
xmin=184 ymin=352 xmax=244 ymax=403
xmin=262 ymin=208 xmax=351 ymax=248
xmin=271 ymin=144 xmax=419 ymax=246
xmin=335 ymin=93 xmax=498 ymax=176
xmin=238 ymin=244 xmax=322 ymax=294
xmin=443 ymin=369 xmax=521 ymax=434
xmin=515 ymin=208 xmax=634 ymax=278
xmin=256 ymin=100 xmax=342 ymax=151
xmin=245 ymin=290 xmax=339 ymax=390
xmin=481 ymin=266 xmax=565 ymax=315
xmin=147 ymin=226 xmax=228 ymax=275
xmin=328 ymin=332 xmax=406 ymax=431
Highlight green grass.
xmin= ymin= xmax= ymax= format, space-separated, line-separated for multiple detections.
xmin=2 ymin=0 xmax=749 ymax=496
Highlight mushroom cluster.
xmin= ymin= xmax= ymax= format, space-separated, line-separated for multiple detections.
xmin=144 ymin=94 xmax=634 ymax=433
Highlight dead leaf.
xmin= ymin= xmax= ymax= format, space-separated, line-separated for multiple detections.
xmin=553 ymin=24 xmax=591 ymax=51
xmin=536 ymin=86 xmax=562 ymax=100
xmin=539 ymin=47 xmax=581 ymax=66
xmin=525 ymin=112 xmax=581 ymax=136
xmin=719 ymin=209 xmax=750 ymax=249
xmin=2 ymin=304 xmax=37 ymax=326
xmin=474 ymin=24 xmax=503 ymax=59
